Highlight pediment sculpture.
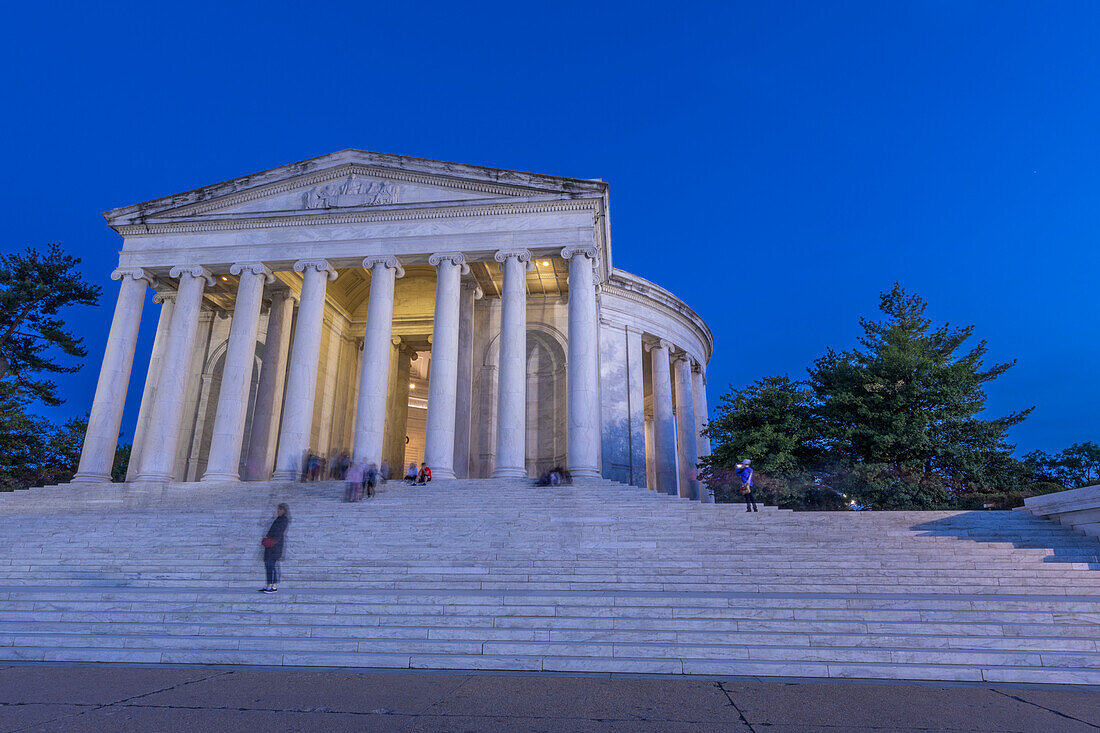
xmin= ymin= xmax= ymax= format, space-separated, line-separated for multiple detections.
xmin=305 ymin=174 xmax=400 ymax=209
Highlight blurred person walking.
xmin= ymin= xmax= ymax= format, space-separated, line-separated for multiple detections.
xmin=345 ymin=461 xmax=364 ymax=502
xmin=365 ymin=463 xmax=379 ymax=499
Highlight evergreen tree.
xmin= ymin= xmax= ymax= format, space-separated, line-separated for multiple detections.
xmin=0 ymin=243 xmax=100 ymax=405
xmin=704 ymin=284 xmax=1047 ymax=509
xmin=809 ymin=284 xmax=1030 ymax=500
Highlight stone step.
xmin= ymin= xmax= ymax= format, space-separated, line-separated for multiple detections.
xmin=1 ymin=477 xmax=1097 ymax=682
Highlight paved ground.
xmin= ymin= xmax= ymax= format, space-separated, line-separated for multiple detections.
xmin=0 ymin=664 xmax=1097 ymax=732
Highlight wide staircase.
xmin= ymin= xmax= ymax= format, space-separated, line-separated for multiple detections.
xmin=1 ymin=477 xmax=1098 ymax=684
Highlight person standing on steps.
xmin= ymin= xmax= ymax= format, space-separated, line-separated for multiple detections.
xmin=737 ymin=460 xmax=758 ymax=512
xmin=365 ymin=462 xmax=379 ymax=499
xmin=260 ymin=503 xmax=290 ymax=593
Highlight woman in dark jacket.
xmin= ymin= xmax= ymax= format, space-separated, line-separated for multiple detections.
xmin=260 ymin=503 xmax=289 ymax=593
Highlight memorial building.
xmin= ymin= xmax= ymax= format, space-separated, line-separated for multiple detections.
xmin=72 ymin=151 xmax=714 ymax=500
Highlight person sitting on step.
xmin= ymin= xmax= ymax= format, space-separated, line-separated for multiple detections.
xmin=416 ymin=462 xmax=432 ymax=484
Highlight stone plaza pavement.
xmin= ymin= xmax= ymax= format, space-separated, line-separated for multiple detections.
xmin=1 ymin=477 xmax=1099 ymax=684
xmin=0 ymin=664 xmax=1098 ymax=732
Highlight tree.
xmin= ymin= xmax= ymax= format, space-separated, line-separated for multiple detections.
xmin=702 ymin=375 xmax=819 ymax=475
xmin=704 ymin=284 xmax=1048 ymax=510
xmin=700 ymin=376 xmax=847 ymax=509
xmin=1025 ymin=442 xmax=1100 ymax=488
xmin=809 ymin=283 xmax=1030 ymax=500
xmin=0 ymin=243 xmax=100 ymax=405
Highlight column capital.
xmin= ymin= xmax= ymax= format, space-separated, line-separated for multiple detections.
xmin=293 ymin=258 xmax=338 ymax=281
xmin=152 ymin=291 xmax=177 ymax=305
xmin=230 ymin=262 xmax=275 ymax=283
xmin=428 ymin=251 xmax=471 ymax=275
xmin=494 ymin=248 xmax=535 ymax=272
xmin=560 ymin=245 xmax=599 ymax=262
xmin=169 ymin=265 xmax=215 ymax=286
xmin=266 ymin=287 xmax=297 ymax=306
xmin=691 ymin=358 xmax=706 ymax=376
xmin=111 ymin=267 xmax=155 ymax=287
xmin=362 ymin=255 xmax=405 ymax=279
xmin=462 ymin=280 xmax=484 ymax=299
xmin=645 ymin=338 xmax=673 ymax=353
xmin=672 ymin=351 xmax=691 ymax=365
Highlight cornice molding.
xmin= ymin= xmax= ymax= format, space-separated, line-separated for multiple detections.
xmin=115 ymin=199 xmax=600 ymax=236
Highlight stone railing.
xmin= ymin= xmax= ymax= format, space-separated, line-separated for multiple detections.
xmin=1022 ymin=485 xmax=1100 ymax=538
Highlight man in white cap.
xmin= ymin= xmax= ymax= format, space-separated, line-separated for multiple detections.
xmin=736 ymin=459 xmax=757 ymax=512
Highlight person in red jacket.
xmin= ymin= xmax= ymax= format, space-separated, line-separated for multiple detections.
xmin=416 ymin=463 xmax=432 ymax=484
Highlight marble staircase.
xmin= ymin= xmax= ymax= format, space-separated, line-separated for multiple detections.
xmin=0 ymin=477 xmax=1098 ymax=683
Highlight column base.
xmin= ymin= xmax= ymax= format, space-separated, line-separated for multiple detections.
xmin=70 ymin=473 xmax=113 ymax=484
xmin=569 ymin=467 xmax=602 ymax=479
xmin=493 ymin=467 xmax=528 ymax=479
xmin=201 ymin=472 xmax=241 ymax=483
xmin=432 ymin=468 xmax=457 ymax=480
xmin=270 ymin=470 xmax=299 ymax=481
xmin=131 ymin=472 xmax=173 ymax=483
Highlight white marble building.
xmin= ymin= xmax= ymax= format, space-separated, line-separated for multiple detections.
xmin=73 ymin=151 xmax=714 ymax=500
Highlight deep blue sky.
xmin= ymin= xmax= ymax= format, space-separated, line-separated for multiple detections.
xmin=2 ymin=2 xmax=1097 ymax=454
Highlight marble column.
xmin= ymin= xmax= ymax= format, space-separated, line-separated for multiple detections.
xmin=692 ymin=360 xmax=714 ymax=503
xmin=424 ymin=252 xmax=468 ymax=480
xmin=562 ymin=245 xmax=601 ymax=478
xmin=272 ymin=259 xmax=337 ymax=480
xmin=453 ymin=280 xmax=481 ymax=478
xmin=384 ymin=340 xmax=415 ymax=472
xmin=673 ymin=352 xmax=701 ymax=500
xmin=352 ymin=256 xmax=404 ymax=465
xmin=201 ymin=263 xmax=274 ymax=482
xmin=648 ymin=339 xmax=678 ymax=496
xmin=126 ymin=290 xmax=175 ymax=482
xmin=73 ymin=268 xmax=154 ymax=483
xmin=382 ymin=338 xmax=400 ymax=469
xmin=626 ymin=327 xmax=648 ymax=487
xmin=134 ymin=266 xmax=215 ymax=482
xmin=244 ymin=290 xmax=295 ymax=480
xmin=493 ymin=249 xmax=531 ymax=478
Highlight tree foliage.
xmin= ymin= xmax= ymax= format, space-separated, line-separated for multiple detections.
xmin=0 ymin=243 xmax=100 ymax=405
xmin=1025 ymin=442 xmax=1100 ymax=489
xmin=0 ymin=243 xmax=119 ymax=490
xmin=703 ymin=284 xmax=1065 ymax=510
xmin=0 ymin=383 xmax=83 ymax=489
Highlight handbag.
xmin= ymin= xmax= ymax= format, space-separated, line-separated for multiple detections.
xmin=261 ymin=537 xmax=276 ymax=549
xmin=739 ymin=482 xmax=751 ymax=495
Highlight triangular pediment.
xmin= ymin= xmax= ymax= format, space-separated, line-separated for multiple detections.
xmin=105 ymin=149 xmax=607 ymax=226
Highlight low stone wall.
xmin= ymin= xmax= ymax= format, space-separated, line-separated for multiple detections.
xmin=1023 ymin=484 xmax=1100 ymax=537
